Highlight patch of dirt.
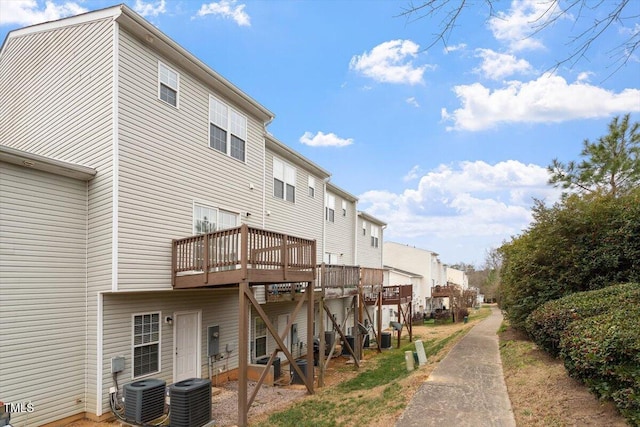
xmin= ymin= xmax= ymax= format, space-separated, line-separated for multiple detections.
xmin=499 ymin=325 xmax=628 ymax=427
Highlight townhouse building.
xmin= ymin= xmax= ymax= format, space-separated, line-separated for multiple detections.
xmin=0 ymin=5 xmax=386 ymax=427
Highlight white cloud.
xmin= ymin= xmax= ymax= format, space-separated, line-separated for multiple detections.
xmin=134 ymin=0 xmax=166 ymax=18
xmin=406 ymin=97 xmax=420 ymax=107
xmin=196 ymin=0 xmax=250 ymax=27
xmin=299 ymin=131 xmax=353 ymax=147
xmin=359 ymin=160 xmax=561 ymax=263
xmin=442 ymin=73 xmax=640 ymax=131
xmin=403 ymin=165 xmax=422 ymax=182
xmin=349 ymin=40 xmax=431 ymax=85
xmin=488 ymin=0 xmax=564 ymax=51
xmin=0 ymin=0 xmax=86 ymax=26
xmin=474 ymin=48 xmax=533 ymax=80
xmin=443 ymin=43 xmax=467 ymax=54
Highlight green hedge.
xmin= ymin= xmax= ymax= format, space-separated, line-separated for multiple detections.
xmin=525 ymin=283 xmax=640 ymax=356
xmin=561 ymin=307 xmax=640 ymax=425
xmin=525 ymin=283 xmax=640 ymax=425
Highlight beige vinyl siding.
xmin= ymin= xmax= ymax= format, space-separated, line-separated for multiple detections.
xmin=0 ymin=18 xmax=115 ymax=417
xmin=253 ymin=301 xmax=313 ymax=362
xmin=324 ymin=190 xmax=356 ymax=265
xmin=264 ymin=153 xmax=325 ymax=262
xmin=116 ymin=29 xmax=266 ymax=291
xmin=357 ymin=217 xmax=383 ymax=268
xmin=100 ymin=289 xmax=239 ymax=414
xmin=0 ymin=162 xmax=88 ymax=427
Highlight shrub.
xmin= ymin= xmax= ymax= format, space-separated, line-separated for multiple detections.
xmin=560 ymin=306 xmax=640 ymax=425
xmin=525 ymin=283 xmax=640 ymax=356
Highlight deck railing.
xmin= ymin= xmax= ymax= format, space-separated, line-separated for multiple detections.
xmin=172 ymin=224 xmax=316 ymax=287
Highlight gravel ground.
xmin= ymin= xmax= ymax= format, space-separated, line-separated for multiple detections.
xmin=211 ymin=380 xmax=308 ymax=426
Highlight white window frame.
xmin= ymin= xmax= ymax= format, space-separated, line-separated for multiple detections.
xmin=326 ymin=194 xmax=335 ymax=222
xmin=132 ymin=312 xmax=161 ymax=379
xmin=308 ymin=176 xmax=315 ymax=198
xmin=342 ymin=200 xmax=347 ymax=217
xmin=209 ymin=95 xmax=248 ymax=162
xmin=362 ymin=220 xmax=367 ymax=236
xmin=254 ymin=316 xmax=267 ymax=359
xmin=158 ymin=62 xmax=179 ymax=108
xmin=193 ymin=202 xmax=239 ymax=234
xmin=371 ymin=225 xmax=379 ymax=248
xmin=273 ymin=158 xmax=296 ymax=203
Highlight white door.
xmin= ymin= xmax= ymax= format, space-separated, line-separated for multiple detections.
xmin=174 ymin=311 xmax=201 ymax=382
xmin=277 ymin=314 xmax=289 ymax=362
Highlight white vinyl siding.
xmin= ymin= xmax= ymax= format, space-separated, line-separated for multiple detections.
xmin=116 ymin=28 xmax=266 ymax=292
xmin=209 ymin=95 xmax=247 ymax=161
xmin=358 ymin=217 xmax=383 ymax=268
xmin=101 ymin=290 xmax=239 ymax=414
xmin=264 ymin=150 xmax=325 ymax=261
xmin=0 ymin=18 xmax=115 ymax=418
xmin=158 ymin=62 xmax=179 ymax=107
xmin=0 ymin=162 xmax=88 ymax=427
xmin=324 ymin=188 xmax=356 ymax=265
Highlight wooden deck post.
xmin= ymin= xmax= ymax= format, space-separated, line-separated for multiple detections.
xmin=238 ymin=279 xmax=249 ymax=427
xmin=319 ymin=263 xmax=325 ymax=387
xmin=306 ymin=280 xmax=314 ymax=388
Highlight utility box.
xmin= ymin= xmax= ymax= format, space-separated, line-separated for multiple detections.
xmin=207 ymin=325 xmax=219 ymax=357
xmin=111 ymin=356 xmax=125 ymax=373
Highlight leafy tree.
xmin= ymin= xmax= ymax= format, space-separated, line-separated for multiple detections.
xmin=401 ymin=0 xmax=639 ymax=72
xmin=499 ymin=188 xmax=640 ymax=328
xmin=548 ymin=114 xmax=640 ymax=196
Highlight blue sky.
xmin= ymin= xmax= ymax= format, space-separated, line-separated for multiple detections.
xmin=1 ymin=0 xmax=639 ymax=266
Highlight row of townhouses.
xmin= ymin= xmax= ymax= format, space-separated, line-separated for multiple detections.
xmin=0 ymin=5 xmax=467 ymax=427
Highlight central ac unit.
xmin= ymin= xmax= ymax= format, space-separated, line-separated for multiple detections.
xmin=123 ymin=378 xmax=166 ymax=423
xmin=169 ymin=378 xmax=212 ymax=427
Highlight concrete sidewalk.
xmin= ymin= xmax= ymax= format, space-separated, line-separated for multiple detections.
xmin=395 ymin=307 xmax=516 ymax=427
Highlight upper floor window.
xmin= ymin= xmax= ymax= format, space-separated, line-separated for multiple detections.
xmin=209 ymin=96 xmax=247 ymax=162
xmin=158 ymin=62 xmax=179 ymax=107
xmin=273 ymin=158 xmax=296 ymax=203
xmin=342 ymin=200 xmax=347 ymax=217
xmin=362 ymin=220 xmax=367 ymax=236
xmin=308 ymin=176 xmax=315 ymax=198
xmin=371 ymin=225 xmax=379 ymax=248
xmin=326 ymin=194 xmax=335 ymax=222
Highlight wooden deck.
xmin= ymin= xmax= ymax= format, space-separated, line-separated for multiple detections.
xmin=363 ymin=284 xmax=413 ymax=305
xmin=172 ymin=224 xmax=316 ymax=289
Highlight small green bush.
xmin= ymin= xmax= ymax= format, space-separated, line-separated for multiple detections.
xmin=524 ymin=283 xmax=640 ymax=425
xmin=560 ymin=306 xmax=640 ymax=425
xmin=525 ymin=283 xmax=640 ymax=356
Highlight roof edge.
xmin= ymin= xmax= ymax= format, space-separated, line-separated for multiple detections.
xmin=0 ymin=145 xmax=97 ymax=181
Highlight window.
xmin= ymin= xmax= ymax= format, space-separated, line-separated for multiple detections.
xmin=254 ymin=316 xmax=267 ymax=359
xmin=325 ymin=194 xmax=335 ymax=222
xmin=133 ymin=313 xmax=160 ymax=378
xmin=193 ymin=204 xmax=238 ymax=234
xmin=362 ymin=220 xmax=367 ymax=236
xmin=209 ymin=96 xmax=247 ymax=161
xmin=158 ymin=62 xmax=179 ymax=107
xmin=273 ymin=158 xmax=296 ymax=202
xmin=308 ymin=176 xmax=315 ymax=198
xmin=371 ymin=225 xmax=379 ymax=248
xmin=342 ymin=200 xmax=347 ymax=217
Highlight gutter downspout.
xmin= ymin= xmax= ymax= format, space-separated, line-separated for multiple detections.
xmin=262 ymin=118 xmax=274 ymax=230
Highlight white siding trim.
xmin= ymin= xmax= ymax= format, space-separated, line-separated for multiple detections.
xmin=96 ymin=292 xmax=104 ymax=416
xmin=84 ymin=181 xmax=90 ymax=411
xmin=112 ymin=20 xmax=119 ymax=292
